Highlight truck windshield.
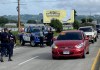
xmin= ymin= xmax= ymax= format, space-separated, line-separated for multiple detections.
xmin=96 ymin=25 xmax=100 ymax=28
xmin=31 ymin=29 xmax=40 ymax=33
xmin=79 ymin=28 xmax=92 ymax=32
xmin=26 ymin=27 xmax=40 ymax=33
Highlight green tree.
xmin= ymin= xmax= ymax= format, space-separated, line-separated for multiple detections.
xmin=74 ymin=10 xmax=77 ymax=17
xmin=27 ymin=20 xmax=37 ymax=23
xmin=41 ymin=19 xmax=43 ymax=23
xmin=81 ymin=18 xmax=86 ymax=23
xmin=50 ymin=19 xmax=63 ymax=32
xmin=0 ymin=16 xmax=9 ymax=26
xmin=87 ymin=18 xmax=93 ymax=22
xmin=8 ymin=20 xmax=18 ymax=23
xmin=73 ymin=20 xmax=80 ymax=29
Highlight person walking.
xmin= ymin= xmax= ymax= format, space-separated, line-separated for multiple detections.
xmin=39 ymin=30 xmax=44 ymax=47
xmin=0 ymin=28 xmax=12 ymax=62
xmin=8 ymin=30 xmax=16 ymax=56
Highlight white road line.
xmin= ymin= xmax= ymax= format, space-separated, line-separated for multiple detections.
xmin=14 ymin=47 xmax=22 ymax=51
xmin=18 ymin=56 xmax=39 ymax=66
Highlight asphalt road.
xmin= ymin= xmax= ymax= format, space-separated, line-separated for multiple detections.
xmin=0 ymin=38 xmax=100 ymax=70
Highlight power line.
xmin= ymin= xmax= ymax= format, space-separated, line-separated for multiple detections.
xmin=0 ymin=0 xmax=66 ymax=4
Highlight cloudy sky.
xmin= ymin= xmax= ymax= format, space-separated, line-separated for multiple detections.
xmin=0 ymin=0 xmax=100 ymax=16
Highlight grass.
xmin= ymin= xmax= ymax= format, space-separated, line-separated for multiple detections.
xmin=53 ymin=32 xmax=59 ymax=36
xmin=12 ymin=31 xmax=20 ymax=46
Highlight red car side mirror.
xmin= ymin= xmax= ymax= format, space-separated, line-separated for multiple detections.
xmin=53 ymin=37 xmax=57 ymax=41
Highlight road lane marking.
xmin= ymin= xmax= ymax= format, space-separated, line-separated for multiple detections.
xmin=14 ymin=47 xmax=22 ymax=50
xmin=91 ymin=49 xmax=100 ymax=70
xmin=18 ymin=56 xmax=39 ymax=66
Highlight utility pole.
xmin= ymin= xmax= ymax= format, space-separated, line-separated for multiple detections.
xmin=18 ymin=0 xmax=20 ymax=32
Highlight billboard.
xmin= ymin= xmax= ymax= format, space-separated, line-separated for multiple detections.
xmin=43 ymin=10 xmax=75 ymax=23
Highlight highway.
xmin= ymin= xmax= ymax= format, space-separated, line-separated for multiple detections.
xmin=0 ymin=38 xmax=100 ymax=70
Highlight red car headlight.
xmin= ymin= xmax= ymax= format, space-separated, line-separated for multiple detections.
xmin=51 ymin=43 xmax=58 ymax=49
xmin=75 ymin=43 xmax=84 ymax=49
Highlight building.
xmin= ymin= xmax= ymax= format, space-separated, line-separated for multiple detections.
xmin=5 ymin=23 xmax=17 ymax=27
xmin=24 ymin=23 xmax=45 ymax=27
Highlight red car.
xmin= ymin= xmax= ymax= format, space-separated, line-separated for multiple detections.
xmin=52 ymin=30 xmax=90 ymax=59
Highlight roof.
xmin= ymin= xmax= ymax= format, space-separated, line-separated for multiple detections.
xmin=60 ymin=30 xmax=83 ymax=35
xmin=61 ymin=30 xmax=82 ymax=33
xmin=79 ymin=26 xmax=93 ymax=28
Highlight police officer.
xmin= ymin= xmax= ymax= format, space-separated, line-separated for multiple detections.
xmin=46 ymin=28 xmax=54 ymax=46
xmin=8 ymin=30 xmax=16 ymax=56
xmin=39 ymin=29 xmax=44 ymax=47
xmin=0 ymin=28 xmax=12 ymax=62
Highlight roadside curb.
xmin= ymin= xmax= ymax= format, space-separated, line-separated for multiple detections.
xmin=91 ymin=49 xmax=100 ymax=70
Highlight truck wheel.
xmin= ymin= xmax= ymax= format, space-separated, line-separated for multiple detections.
xmin=21 ymin=40 xmax=25 ymax=46
xmin=30 ymin=40 xmax=35 ymax=47
xmin=95 ymin=38 xmax=97 ymax=42
xmin=91 ymin=39 xmax=94 ymax=43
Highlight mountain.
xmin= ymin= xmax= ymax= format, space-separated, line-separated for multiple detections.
xmin=2 ymin=14 xmax=100 ymax=23
xmin=3 ymin=14 xmax=43 ymax=23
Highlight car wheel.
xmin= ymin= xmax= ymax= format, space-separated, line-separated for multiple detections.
xmin=82 ymin=51 xmax=86 ymax=58
xmin=30 ymin=40 xmax=35 ymax=47
xmin=52 ymin=56 xmax=58 ymax=59
xmin=20 ymin=40 xmax=25 ymax=46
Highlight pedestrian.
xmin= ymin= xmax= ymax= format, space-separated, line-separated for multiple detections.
xmin=46 ymin=28 xmax=54 ymax=46
xmin=8 ymin=29 xmax=16 ymax=56
xmin=39 ymin=29 xmax=44 ymax=47
xmin=0 ymin=28 xmax=12 ymax=62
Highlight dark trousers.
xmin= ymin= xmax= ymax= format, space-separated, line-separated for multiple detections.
xmin=40 ymin=37 xmax=44 ymax=47
xmin=1 ymin=43 xmax=12 ymax=59
xmin=9 ymin=42 xmax=14 ymax=56
xmin=47 ymin=38 xmax=53 ymax=46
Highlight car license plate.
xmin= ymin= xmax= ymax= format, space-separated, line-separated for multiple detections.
xmin=63 ymin=51 xmax=70 ymax=54
xmin=23 ymin=36 xmax=30 ymax=41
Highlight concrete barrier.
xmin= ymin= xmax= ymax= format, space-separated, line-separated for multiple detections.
xmin=91 ymin=49 xmax=100 ymax=70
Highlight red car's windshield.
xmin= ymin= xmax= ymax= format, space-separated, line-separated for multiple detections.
xmin=57 ymin=32 xmax=82 ymax=40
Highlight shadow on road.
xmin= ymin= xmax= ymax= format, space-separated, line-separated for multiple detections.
xmin=33 ymin=52 xmax=84 ymax=61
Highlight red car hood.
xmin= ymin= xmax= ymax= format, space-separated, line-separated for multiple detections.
xmin=54 ymin=40 xmax=83 ymax=48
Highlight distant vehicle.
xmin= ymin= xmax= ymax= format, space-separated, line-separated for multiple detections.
xmin=79 ymin=26 xmax=98 ymax=43
xmin=52 ymin=30 xmax=90 ymax=59
xmin=19 ymin=26 xmax=48 ymax=47
xmin=96 ymin=24 xmax=100 ymax=33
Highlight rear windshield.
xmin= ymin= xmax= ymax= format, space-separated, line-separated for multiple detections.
xmin=96 ymin=25 xmax=100 ymax=28
xmin=25 ymin=27 xmax=40 ymax=33
xmin=79 ymin=28 xmax=92 ymax=32
xmin=57 ymin=32 xmax=82 ymax=40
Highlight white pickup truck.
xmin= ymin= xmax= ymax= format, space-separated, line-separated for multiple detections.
xmin=79 ymin=26 xmax=98 ymax=43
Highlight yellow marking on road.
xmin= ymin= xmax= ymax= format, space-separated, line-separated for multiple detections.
xmin=91 ymin=49 xmax=100 ymax=70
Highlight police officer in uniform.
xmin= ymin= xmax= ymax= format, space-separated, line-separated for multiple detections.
xmin=40 ymin=30 xmax=44 ymax=47
xmin=8 ymin=30 xmax=16 ymax=56
xmin=46 ymin=28 xmax=54 ymax=46
xmin=0 ymin=28 xmax=12 ymax=62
